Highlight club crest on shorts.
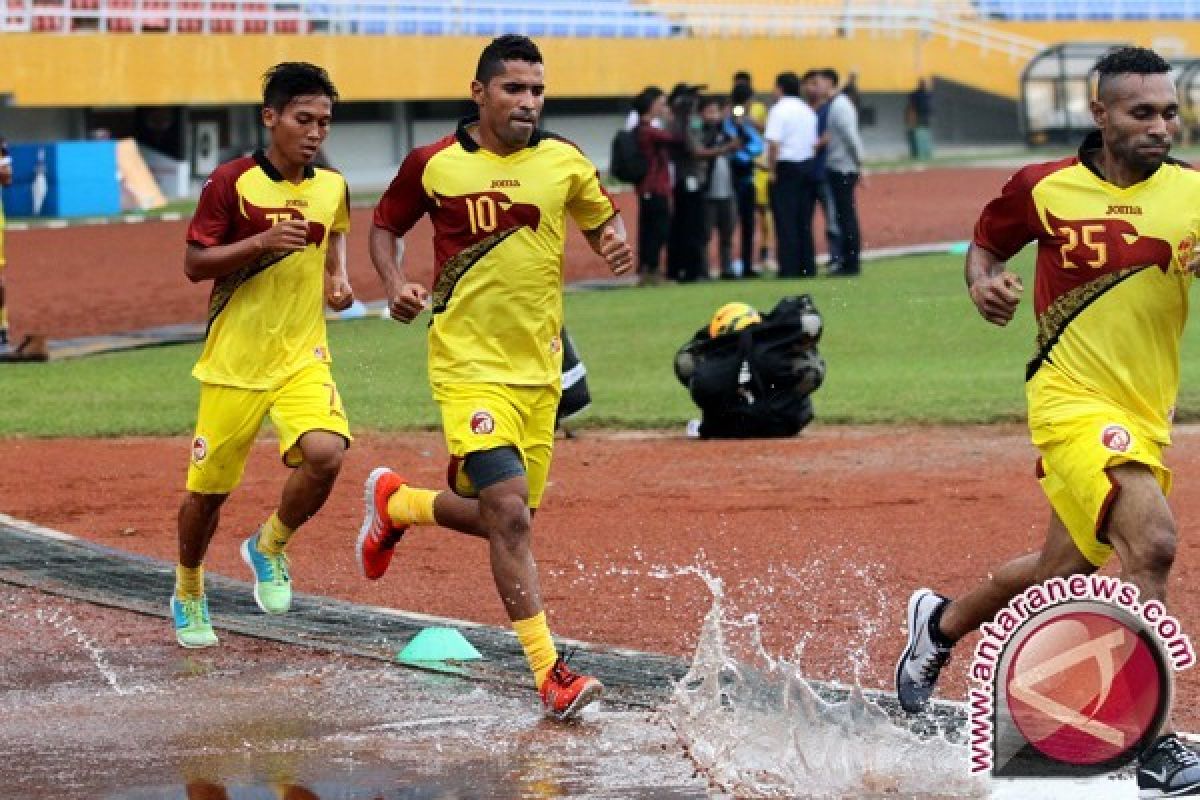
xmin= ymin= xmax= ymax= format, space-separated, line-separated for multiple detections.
xmin=470 ymin=410 xmax=495 ymax=435
xmin=191 ymin=436 xmax=208 ymax=463
xmin=1100 ymin=424 xmax=1132 ymax=453
xmin=549 ymin=336 xmax=562 ymax=355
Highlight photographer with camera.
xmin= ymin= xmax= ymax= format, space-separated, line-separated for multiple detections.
xmin=665 ymin=82 xmax=710 ymax=283
xmin=0 ymin=138 xmax=12 ymax=352
xmin=728 ymin=84 xmax=765 ymax=278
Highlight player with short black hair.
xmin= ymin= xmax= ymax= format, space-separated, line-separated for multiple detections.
xmin=896 ymin=46 xmax=1200 ymax=795
xmin=360 ymin=35 xmax=632 ymax=721
xmin=172 ymin=61 xmax=354 ymax=649
xmin=262 ymin=61 xmax=339 ymax=113
xmin=474 ymin=33 xmax=544 ymax=84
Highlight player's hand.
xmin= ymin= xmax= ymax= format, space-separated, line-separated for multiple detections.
xmin=969 ymin=270 xmax=1023 ymax=326
xmin=389 ymin=282 xmax=429 ymax=323
xmin=257 ymin=219 xmax=309 ymax=253
xmin=599 ymin=227 xmax=634 ymax=276
xmin=1187 ymin=250 xmax=1200 ymax=277
xmin=857 ymin=171 xmax=869 ymax=190
xmin=325 ymin=274 xmax=354 ymax=311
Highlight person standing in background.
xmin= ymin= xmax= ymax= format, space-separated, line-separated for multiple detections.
xmin=666 ymin=82 xmax=710 ymax=282
xmin=820 ymin=68 xmax=865 ymax=277
xmin=729 ymin=83 xmax=765 ymax=278
xmin=698 ymin=96 xmax=741 ymax=280
xmin=634 ymin=86 xmax=679 ymax=286
xmin=906 ymin=78 xmax=933 ymax=161
xmin=765 ymin=71 xmax=820 ymax=278
xmin=804 ymin=69 xmax=841 ymax=274
xmin=0 ymin=138 xmax=11 ymax=352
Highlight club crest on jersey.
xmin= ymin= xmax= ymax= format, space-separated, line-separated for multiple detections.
xmin=1100 ymin=424 xmax=1132 ymax=453
xmin=314 ymin=345 xmax=328 ymax=361
xmin=470 ymin=410 xmax=495 ymax=435
xmin=191 ymin=436 xmax=209 ymax=463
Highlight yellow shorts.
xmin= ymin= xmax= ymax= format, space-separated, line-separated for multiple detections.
xmin=754 ymin=169 xmax=770 ymax=207
xmin=433 ymin=382 xmax=559 ymax=509
xmin=186 ymin=362 xmax=351 ymax=494
xmin=1028 ymin=372 xmax=1170 ymax=567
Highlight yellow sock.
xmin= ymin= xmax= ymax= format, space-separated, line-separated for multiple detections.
xmin=257 ymin=512 xmax=294 ymax=556
xmin=513 ymin=610 xmax=558 ymax=688
xmin=386 ymin=485 xmax=438 ymax=527
xmin=175 ymin=564 xmax=205 ymax=599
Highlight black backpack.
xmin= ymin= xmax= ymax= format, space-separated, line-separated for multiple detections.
xmin=609 ymin=128 xmax=648 ymax=185
xmin=674 ymin=295 xmax=826 ymax=439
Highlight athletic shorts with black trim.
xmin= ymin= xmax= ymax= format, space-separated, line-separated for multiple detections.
xmin=1027 ymin=364 xmax=1171 ymax=567
xmin=433 ymin=382 xmax=559 ymax=509
xmin=186 ymin=361 xmax=351 ymax=494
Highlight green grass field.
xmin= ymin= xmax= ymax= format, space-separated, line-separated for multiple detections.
xmin=7 ymin=249 xmax=1200 ymax=437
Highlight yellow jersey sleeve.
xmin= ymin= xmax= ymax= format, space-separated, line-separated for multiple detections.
xmin=555 ymin=138 xmax=617 ymax=232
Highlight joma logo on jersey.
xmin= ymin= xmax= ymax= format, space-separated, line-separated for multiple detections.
xmin=1106 ymin=204 xmax=1143 ymax=215
xmin=285 ymin=198 xmax=309 ymax=208
xmin=490 ymin=179 xmax=521 ymax=188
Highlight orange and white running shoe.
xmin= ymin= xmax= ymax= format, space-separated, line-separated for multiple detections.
xmin=540 ymin=657 xmax=603 ymax=721
xmin=356 ymin=467 xmax=408 ymax=580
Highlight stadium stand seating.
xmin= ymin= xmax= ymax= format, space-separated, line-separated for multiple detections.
xmin=975 ymin=0 xmax=1200 ymax=19
xmin=4 ymin=0 xmax=674 ymax=35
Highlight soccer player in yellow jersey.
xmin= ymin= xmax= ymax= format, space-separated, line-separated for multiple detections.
xmin=172 ymin=62 xmax=355 ymax=649
xmin=0 ymin=137 xmax=11 ymax=352
xmin=895 ymin=48 xmax=1200 ymax=792
xmin=359 ymin=35 xmax=633 ymax=721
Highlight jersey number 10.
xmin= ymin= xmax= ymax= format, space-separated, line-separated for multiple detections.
xmin=466 ymin=195 xmax=499 ymax=234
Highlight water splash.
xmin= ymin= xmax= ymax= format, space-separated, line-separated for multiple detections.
xmin=665 ymin=570 xmax=985 ymax=799
xmin=34 ymin=607 xmax=141 ymax=695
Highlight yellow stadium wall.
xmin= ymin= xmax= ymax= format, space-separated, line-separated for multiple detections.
xmin=0 ymin=31 xmax=1031 ymax=107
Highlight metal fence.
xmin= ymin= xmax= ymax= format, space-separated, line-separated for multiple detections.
xmin=4 ymin=0 xmax=1181 ymax=63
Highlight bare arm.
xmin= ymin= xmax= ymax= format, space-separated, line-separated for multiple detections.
xmin=323 ymin=230 xmax=354 ymax=311
xmin=368 ymin=223 xmax=427 ymax=322
xmin=582 ymin=214 xmax=634 ymax=276
xmin=965 ymin=242 xmax=1023 ymax=326
xmin=184 ymin=219 xmax=307 ymax=283
xmin=0 ymin=162 xmax=11 ymax=188
xmin=766 ymin=140 xmax=780 ymax=180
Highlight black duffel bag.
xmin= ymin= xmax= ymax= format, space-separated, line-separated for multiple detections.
xmin=674 ymin=295 xmax=826 ymax=439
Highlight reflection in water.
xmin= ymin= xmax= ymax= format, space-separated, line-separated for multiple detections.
xmin=186 ymin=779 xmax=319 ymax=799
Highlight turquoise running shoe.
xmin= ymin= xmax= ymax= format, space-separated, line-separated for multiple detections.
xmin=241 ymin=533 xmax=292 ymax=614
xmin=171 ymin=595 xmax=218 ymax=648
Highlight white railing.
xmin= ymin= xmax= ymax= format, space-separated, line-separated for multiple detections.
xmin=0 ymin=0 xmax=1178 ymax=63
xmin=644 ymin=4 xmax=1044 ymax=60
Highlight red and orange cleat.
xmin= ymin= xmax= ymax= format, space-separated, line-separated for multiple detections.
xmin=540 ymin=657 xmax=603 ymax=721
xmin=356 ymin=467 xmax=408 ymax=580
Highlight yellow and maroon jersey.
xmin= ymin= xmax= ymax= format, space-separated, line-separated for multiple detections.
xmin=187 ymin=150 xmax=350 ymax=390
xmin=374 ymin=117 xmax=618 ymax=387
xmin=974 ymin=132 xmax=1200 ymax=443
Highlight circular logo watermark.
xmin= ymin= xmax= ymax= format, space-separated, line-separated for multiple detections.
xmin=968 ymin=579 xmax=1190 ymax=778
xmin=1003 ymin=603 xmax=1169 ymax=770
